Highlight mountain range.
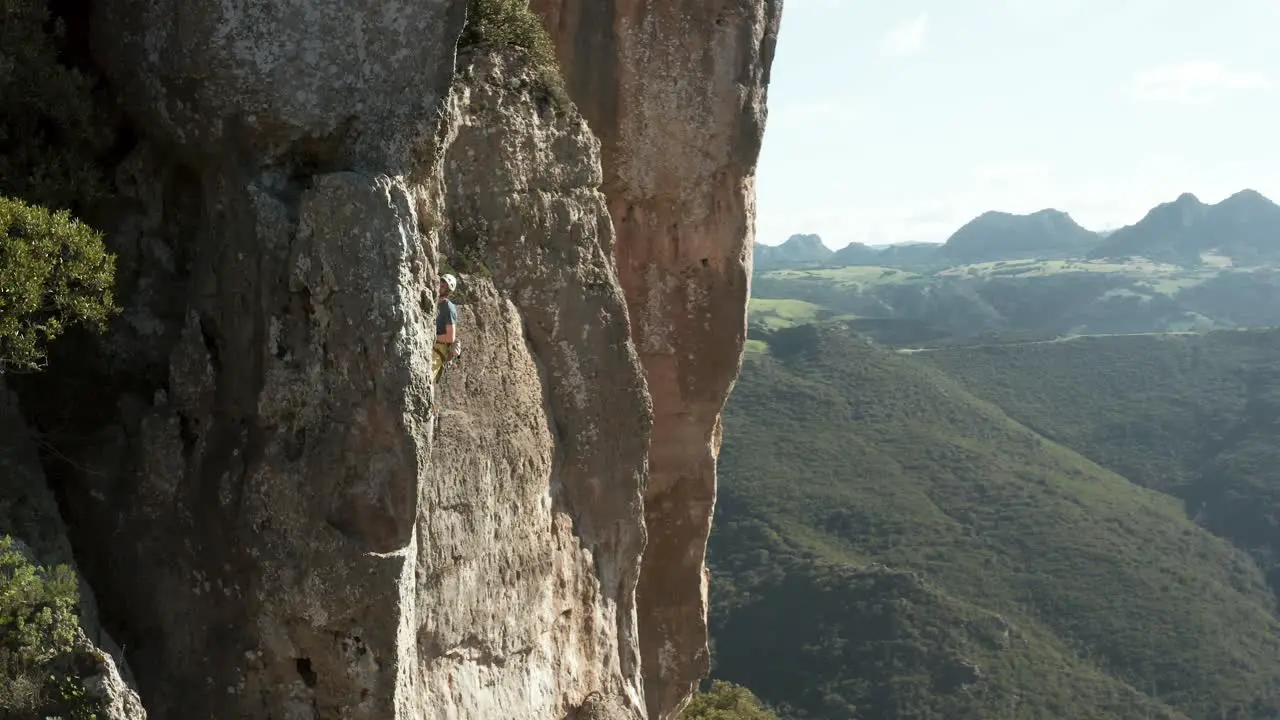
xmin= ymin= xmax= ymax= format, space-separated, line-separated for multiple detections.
xmin=756 ymin=189 xmax=1280 ymax=271
xmin=745 ymin=189 xmax=1280 ymax=345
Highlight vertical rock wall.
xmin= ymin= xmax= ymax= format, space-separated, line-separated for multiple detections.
xmin=8 ymin=0 xmax=782 ymax=717
xmin=414 ymin=49 xmax=652 ymax=718
xmin=528 ymin=1 xmax=784 ymax=716
xmin=12 ymin=2 xmax=654 ymax=718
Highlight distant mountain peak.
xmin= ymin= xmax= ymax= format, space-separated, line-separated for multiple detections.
xmin=941 ymin=206 xmax=1097 ymax=262
xmin=971 ymin=207 xmax=1071 ymax=220
xmin=838 ymin=240 xmax=873 ymax=251
xmin=1217 ymin=188 xmax=1276 ymax=209
xmin=959 ymin=207 xmax=1080 ymax=228
xmin=1090 ymin=188 xmax=1280 ymax=263
xmin=974 ymin=209 xmax=1014 ymax=220
xmin=753 ymin=233 xmax=834 ymax=269
xmin=780 ymin=233 xmax=829 ymax=251
xmin=1030 ymin=208 xmax=1071 ymax=218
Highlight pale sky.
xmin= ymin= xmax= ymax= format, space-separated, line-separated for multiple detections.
xmin=754 ymin=0 xmax=1280 ymax=248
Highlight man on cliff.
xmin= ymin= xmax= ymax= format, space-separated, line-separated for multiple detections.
xmin=433 ymin=273 xmax=460 ymax=381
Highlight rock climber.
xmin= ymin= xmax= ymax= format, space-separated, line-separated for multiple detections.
xmin=433 ymin=273 xmax=460 ymax=381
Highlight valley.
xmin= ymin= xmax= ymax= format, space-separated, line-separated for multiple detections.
xmin=706 ymin=191 xmax=1280 ymax=718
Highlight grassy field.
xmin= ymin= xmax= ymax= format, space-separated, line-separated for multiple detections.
xmin=763 ymin=265 xmax=925 ymax=287
xmin=746 ymin=252 xmax=1280 ymax=344
xmin=747 ymin=298 xmax=827 ymax=330
xmin=935 ymin=258 xmax=1186 ymax=278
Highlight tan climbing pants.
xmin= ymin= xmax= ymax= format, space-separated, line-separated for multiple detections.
xmin=432 ymin=341 xmax=452 ymax=381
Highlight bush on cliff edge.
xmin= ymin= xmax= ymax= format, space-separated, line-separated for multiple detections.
xmin=0 ymin=196 xmax=117 ymax=374
xmin=0 ymin=536 xmax=105 ymax=719
xmin=460 ymin=0 xmax=570 ymax=109
xmin=680 ymin=681 xmax=781 ymax=720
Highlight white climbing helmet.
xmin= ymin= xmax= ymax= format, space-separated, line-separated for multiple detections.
xmin=441 ymin=273 xmax=457 ymax=293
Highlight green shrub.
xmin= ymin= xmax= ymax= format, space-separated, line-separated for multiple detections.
xmin=0 ymin=196 xmax=118 ymax=373
xmin=460 ymin=0 xmax=569 ymax=109
xmin=0 ymin=535 xmax=103 ymax=719
xmin=0 ymin=0 xmax=114 ymax=213
xmin=680 ymin=681 xmax=781 ymax=720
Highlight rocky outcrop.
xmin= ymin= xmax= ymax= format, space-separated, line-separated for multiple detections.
xmin=8 ymin=0 xmax=780 ymax=718
xmin=527 ymin=1 xmax=783 ymax=716
xmin=419 ymin=49 xmax=652 ymax=717
xmin=0 ymin=385 xmax=147 ymax=720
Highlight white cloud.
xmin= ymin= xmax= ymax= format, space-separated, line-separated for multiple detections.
xmin=880 ymin=13 xmax=929 ymax=57
xmin=1131 ymin=60 xmax=1273 ymax=105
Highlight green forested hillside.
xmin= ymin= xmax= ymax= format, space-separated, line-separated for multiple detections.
xmin=709 ymin=324 xmax=1280 ymax=719
xmin=918 ymin=329 xmax=1280 ymax=589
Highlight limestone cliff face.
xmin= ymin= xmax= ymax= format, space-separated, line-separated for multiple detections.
xmin=8 ymin=0 xmax=779 ymax=718
xmin=528 ymin=1 xmax=783 ymax=716
xmin=421 ymin=50 xmax=653 ymax=716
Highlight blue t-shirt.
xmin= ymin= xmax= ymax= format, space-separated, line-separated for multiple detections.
xmin=436 ymin=298 xmax=457 ymax=337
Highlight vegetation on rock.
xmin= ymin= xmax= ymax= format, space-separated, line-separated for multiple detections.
xmin=680 ymin=681 xmax=781 ymax=719
xmin=0 ymin=0 xmax=114 ymax=213
xmin=0 ymin=536 xmax=104 ymax=720
xmin=0 ymin=0 xmax=119 ymax=374
xmin=460 ymin=0 xmax=569 ymax=109
xmin=0 ymin=197 xmax=117 ymax=373
xmin=0 ymin=2 xmax=118 ymax=715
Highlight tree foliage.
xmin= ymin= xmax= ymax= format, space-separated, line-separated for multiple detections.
xmin=921 ymin=329 xmax=1280 ymax=593
xmin=0 ymin=0 xmax=114 ymax=213
xmin=680 ymin=681 xmax=780 ymax=720
xmin=0 ymin=196 xmax=117 ymax=373
xmin=0 ymin=536 xmax=104 ymax=719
